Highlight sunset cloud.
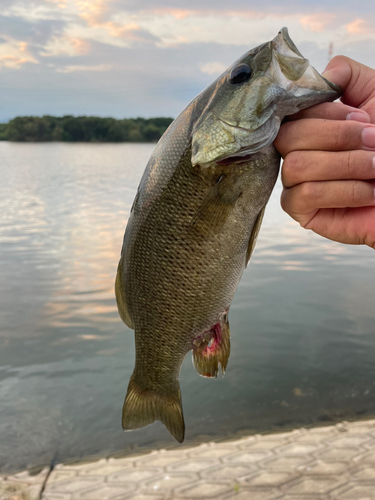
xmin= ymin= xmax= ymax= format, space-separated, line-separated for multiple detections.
xmin=75 ymin=0 xmax=116 ymax=26
xmin=0 ymin=0 xmax=374 ymax=121
xmin=346 ymin=18 xmax=371 ymax=34
xmin=299 ymin=13 xmax=336 ymax=32
xmin=40 ymin=36 xmax=90 ymax=56
xmin=0 ymin=37 xmax=38 ymax=68
xmin=56 ymin=62 xmax=112 ymax=72
xmin=0 ymin=55 xmax=34 ymax=69
xmin=152 ymin=9 xmax=196 ymax=19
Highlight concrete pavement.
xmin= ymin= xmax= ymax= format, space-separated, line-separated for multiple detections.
xmin=3 ymin=418 xmax=375 ymax=499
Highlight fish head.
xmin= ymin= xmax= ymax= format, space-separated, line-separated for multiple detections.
xmin=192 ymin=27 xmax=341 ymax=166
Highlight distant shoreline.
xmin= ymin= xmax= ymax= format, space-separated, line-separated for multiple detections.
xmin=0 ymin=115 xmax=174 ymax=143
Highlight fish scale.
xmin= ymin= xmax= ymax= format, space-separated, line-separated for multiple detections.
xmin=115 ymin=28 xmax=341 ymax=442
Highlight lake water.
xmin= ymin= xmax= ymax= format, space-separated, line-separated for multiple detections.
xmin=1 ymin=141 xmax=375 ymax=473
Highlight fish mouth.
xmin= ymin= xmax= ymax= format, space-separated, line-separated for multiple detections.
xmin=273 ymin=27 xmax=341 ymax=98
xmin=277 ymin=27 xmax=339 ymax=93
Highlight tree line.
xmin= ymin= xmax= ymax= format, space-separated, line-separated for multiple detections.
xmin=0 ymin=115 xmax=174 ymax=142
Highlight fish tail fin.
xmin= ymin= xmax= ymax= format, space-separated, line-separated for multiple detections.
xmin=193 ymin=312 xmax=231 ymax=378
xmin=122 ymin=374 xmax=185 ymax=443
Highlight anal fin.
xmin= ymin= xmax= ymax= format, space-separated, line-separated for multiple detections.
xmin=192 ymin=312 xmax=231 ymax=378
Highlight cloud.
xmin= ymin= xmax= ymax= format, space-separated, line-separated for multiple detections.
xmin=40 ymin=36 xmax=90 ymax=57
xmin=75 ymin=0 xmax=116 ymax=26
xmin=299 ymin=13 xmax=336 ymax=32
xmin=0 ymin=55 xmax=35 ymax=68
xmin=45 ymin=0 xmax=67 ymax=8
xmin=56 ymin=62 xmax=112 ymax=72
xmin=152 ymin=9 xmax=196 ymax=19
xmin=0 ymin=14 xmax=66 ymax=44
xmin=0 ymin=37 xmax=38 ymax=69
xmin=346 ymin=19 xmax=371 ymax=35
xmin=0 ymin=1 xmax=73 ymax=21
xmin=200 ymin=61 xmax=226 ymax=75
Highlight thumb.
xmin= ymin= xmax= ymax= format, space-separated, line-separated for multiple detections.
xmin=322 ymin=55 xmax=375 ymax=110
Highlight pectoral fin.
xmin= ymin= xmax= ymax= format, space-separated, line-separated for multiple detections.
xmin=191 ymin=175 xmax=241 ymax=234
xmin=245 ymin=207 xmax=265 ymax=267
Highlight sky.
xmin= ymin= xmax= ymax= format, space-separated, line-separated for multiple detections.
xmin=0 ymin=0 xmax=375 ymax=121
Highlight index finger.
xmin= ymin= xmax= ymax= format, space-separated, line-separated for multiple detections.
xmin=275 ymin=119 xmax=375 ymax=157
xmin=286 ymin=101 xmax=371 ymax=122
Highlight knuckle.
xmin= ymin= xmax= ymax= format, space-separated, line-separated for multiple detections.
xmin=280 ymin=189 xmax=289 ymax=213
xmin=275 ymin=123 xmax=293 ymax=156
xmin=349 ymin=181 xmax=362 ymax=203
xmin=343 ymin=150 xmax=357 ymax=178
xmin=282 ymin=151 xmax=304 ymax=183
xmin=281 ymin=185 xmax=318 ymax=227
xmin=331 ymin=122 xmax=351 ymax=150
xmin=301 ymin=181 xmax=321 ymax=202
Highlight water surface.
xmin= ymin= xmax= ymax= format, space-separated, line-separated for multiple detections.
xmin=1 ymin=142 xmax=375 ymax=473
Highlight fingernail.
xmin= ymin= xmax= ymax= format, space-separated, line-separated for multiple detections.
xmin=362 ymin=127 xmax=375 ymax=150
xmin=347 ymin=111 xmax=371 ymax=123
xmin=321 ymin=69 xmax=336 ymax=82
xmin=373 ymin=156 xmax=375 ymax=170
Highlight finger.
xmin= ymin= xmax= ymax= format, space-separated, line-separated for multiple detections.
xmin=303 ymin=207 xmax=375 ymax=247
xmin=282 ymin=150 xmax=375 ymax=188
xmin=275 ymin=120 xmax=375 ymax=157
xmin=281 ymin=181 xmax=375 ymax=224
xmin=323 ymin=56 xmax=375 ymax=112
xmin=287 ymin=101 xmax=371 ymax=123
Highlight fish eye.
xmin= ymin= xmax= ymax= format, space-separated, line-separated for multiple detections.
xmin=229 ymin=63 xmax=252 ymax=84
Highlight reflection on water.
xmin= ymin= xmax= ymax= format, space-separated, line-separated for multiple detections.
xmin=1 ymin=142 xmax=375 ymax=473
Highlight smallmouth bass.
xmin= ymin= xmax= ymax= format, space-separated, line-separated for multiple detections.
xmin=115 ymin=28 xmax=341 ymax=442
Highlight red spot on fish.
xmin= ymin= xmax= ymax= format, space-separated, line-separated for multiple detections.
xmin=201 ymin=323 xmax=221 ymax=357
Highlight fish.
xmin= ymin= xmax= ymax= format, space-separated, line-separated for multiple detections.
xmin=115 ymin=28 xmax=341 ymax=443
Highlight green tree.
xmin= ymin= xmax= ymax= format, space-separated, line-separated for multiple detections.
xmin=0 ymin=123 xmax=7 ymax=140
xmin=2 ymin=115 xmax=174 ymax=142
xmin=63 ymin=118 xmax=84 ymax=141
xmin=144 ymin=124 xmax=162 ymax=141
xmin=107 ymin=121 xmax=129 ymax=142
xmin=128 ymin=127 xmax=143 ymax=142
xmin=51 ymin=126 xmax=63 ymax=141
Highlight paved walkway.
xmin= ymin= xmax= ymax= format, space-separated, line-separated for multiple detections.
xmin=3 ymin=419 xmax=375 ymax=500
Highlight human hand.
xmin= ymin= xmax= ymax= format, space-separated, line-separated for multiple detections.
xmin=274 ymin=56 xmax=375 ymax=248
